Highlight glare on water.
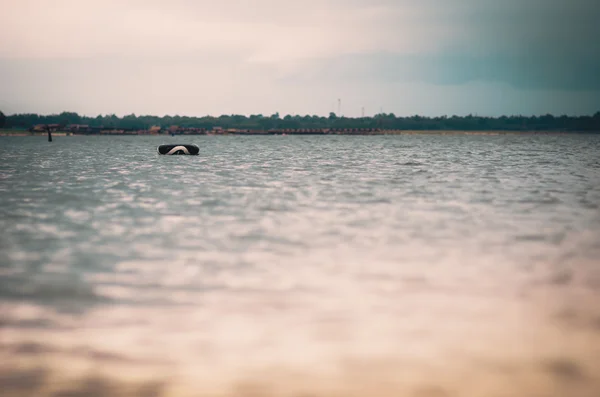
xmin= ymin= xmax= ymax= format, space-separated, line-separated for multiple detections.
xmin=1 ymin=134 xmax=600 ymax=397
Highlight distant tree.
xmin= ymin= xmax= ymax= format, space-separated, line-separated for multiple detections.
xmin=121 ymin=113 xmax=142 ymax=130
xmin=2 ymin=110 xmax=600 ymax=132
xmin=59 ymin=111 xmax=81 ymax=125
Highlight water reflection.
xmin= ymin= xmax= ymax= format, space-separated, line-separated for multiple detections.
xmin=1 ymin=135 xmax=600 ymax=396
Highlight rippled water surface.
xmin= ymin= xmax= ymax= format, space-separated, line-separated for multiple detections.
xmin=1 ymin=134 xmax=600 ymax=397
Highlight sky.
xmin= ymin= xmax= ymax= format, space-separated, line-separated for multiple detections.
xmin=1 ymin=0 xmax=599 ymax=117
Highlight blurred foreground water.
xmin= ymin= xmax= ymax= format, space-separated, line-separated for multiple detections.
xmin=1 ymin=134 xmax=600 ymax=397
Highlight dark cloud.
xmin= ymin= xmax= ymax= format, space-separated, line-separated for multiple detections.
xmin=281 ymin=50 xmax=600 ymax=91
xmin=449 ymin=0 xmax=600 ymax=89
xmin=291 ymin=0 xmax=600 ymax=91
xmin=270 ymin=0 xmax=600 ymax=91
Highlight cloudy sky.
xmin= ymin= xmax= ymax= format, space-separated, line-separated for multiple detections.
xmin=1 ymin=0 xmax=599 ymax=117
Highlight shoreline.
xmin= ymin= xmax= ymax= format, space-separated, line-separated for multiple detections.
xmin=1 ymin=129 xmax=597 ymax=137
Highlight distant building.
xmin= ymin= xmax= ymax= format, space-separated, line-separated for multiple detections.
xmin=30 ymin=124 xmax=61 ymax=132
xmin=67 ymin=124 xmax=91 ymax=133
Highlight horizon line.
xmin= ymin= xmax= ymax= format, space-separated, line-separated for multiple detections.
xmin=3 ymin=110 xmax=600 ymax=119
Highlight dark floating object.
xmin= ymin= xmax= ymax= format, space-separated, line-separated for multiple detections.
xmin=157 ymin=144 xmax=199 ymax=155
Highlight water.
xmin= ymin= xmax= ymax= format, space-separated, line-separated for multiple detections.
xmin=1 ymin=134 xmax=600 ymax=397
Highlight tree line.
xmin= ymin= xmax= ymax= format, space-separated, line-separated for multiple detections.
xmin=1 ymin=110 xmax=599 ymax=131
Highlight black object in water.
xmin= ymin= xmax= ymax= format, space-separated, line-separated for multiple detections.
xmin=157 ymin=144 xmax=200 ymax=155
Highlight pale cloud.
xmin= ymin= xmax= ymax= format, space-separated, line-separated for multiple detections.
xmin=0 ymin=0 xmax=463 ymax=62
xmin=1 ymin=0 xmax=599 ymax=116
xmin=3 ymin=0 xmax=598 ymax=61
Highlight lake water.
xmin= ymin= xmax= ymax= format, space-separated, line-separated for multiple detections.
xmin=1 ymin=134 xmax=600 ymax=397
